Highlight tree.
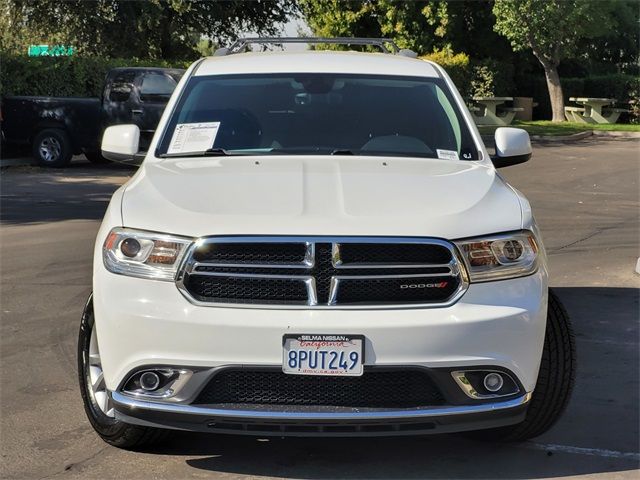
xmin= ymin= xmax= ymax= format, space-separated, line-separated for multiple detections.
xmin=299 ymin=0 xmax=513 ymax=58
xmin=493 ymin=0 xmax=616 ymax=121
xmin=298 ymin=1 xmax=383 ymax=48
xmin=1 ymin=0 xmax=296 ymax=59
xmin=577 ymin=1 xmax=640 ymax=74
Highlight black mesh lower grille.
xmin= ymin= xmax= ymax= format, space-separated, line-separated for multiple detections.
xmin=338 ymin=242 xmax=452 ymax=265
xmin=194 ymin=369 xmax=445 ymax=408
xmin=185 ymin=275 xmax=308 ymax=304
xmin=336 ymin=277 xmax=459 ymax=305
xmin=193 ymin=242 xmax=308 ymax=265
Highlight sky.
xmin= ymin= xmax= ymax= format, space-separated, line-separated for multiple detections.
xmin=239 ymin=15 xmax=313 ymax=51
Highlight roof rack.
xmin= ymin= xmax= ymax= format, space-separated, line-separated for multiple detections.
xmin=214 ymin=37 xmax=417 ymax=58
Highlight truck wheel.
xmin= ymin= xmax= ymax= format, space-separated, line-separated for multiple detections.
xmin=33 ymin=129 xmax=73 ymax=167
xmin=468 ymin=289 xmax=576 ymax=441
xmin=84 ymin=150 xmax=111 ymax=164
xmin=78 ymin=295 xmax=169 ymax=449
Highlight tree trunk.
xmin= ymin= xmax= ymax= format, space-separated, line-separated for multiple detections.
xmin=158 ymin=6 xmax=174 ymax=60
xmin=542 ymin=62 xmax=565 ymax=122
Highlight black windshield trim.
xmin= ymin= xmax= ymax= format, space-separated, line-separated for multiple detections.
xmin=155 ymin=72 xmax=480 ymax=160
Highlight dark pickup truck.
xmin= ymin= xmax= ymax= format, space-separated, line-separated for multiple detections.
xmin=1 ymin=67 xmax=184 ymax=167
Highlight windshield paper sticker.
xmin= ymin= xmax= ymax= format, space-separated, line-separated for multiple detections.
xmin=436 ymin=149 xmax=459 ymax=161
xmin=167 ymin=122 xmax=221 ymax=154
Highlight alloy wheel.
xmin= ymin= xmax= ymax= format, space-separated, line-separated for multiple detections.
xmin=39 ymin=137 xmax=61 ymax=163
xmin=86 ymin=326 xmax=115 ymax=418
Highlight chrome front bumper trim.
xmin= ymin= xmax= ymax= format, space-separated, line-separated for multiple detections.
xmin=112 ymin=391 xmax=531 ymax=421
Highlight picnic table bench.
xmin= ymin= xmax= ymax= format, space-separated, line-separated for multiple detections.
xmin=469 ymin=97 xmax=523 ymax=126
xmin=564 ymin=97 xmax=629 ymax=124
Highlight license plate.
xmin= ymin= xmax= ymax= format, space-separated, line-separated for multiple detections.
xmin=283 ymin=334 xmax=364 ymax=376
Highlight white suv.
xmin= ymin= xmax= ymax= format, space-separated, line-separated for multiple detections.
xmin=78 ymin=38 xmax=575 ymax=449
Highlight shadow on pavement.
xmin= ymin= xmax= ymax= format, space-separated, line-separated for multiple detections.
xmin=141 ymin=287 xmax=639 ymax=479
xmin=0 ymin=162 xmax=133 ymax=225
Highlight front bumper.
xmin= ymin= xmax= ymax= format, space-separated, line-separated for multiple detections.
xmin=94 ymin=270 xmax=547 ymax=392
xmin=93 ymin=266 xmax=546 ymax=435
xmin=112 ymin=391 xmax=531 ymax=436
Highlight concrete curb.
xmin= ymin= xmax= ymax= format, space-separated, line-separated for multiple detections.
xmin=530 ymin=131 xmax=593 ymax=142
xmin=482 ymin=130 xmax=594 ymax=146
xmin=592 ymin=130 xmax=640 ymax=138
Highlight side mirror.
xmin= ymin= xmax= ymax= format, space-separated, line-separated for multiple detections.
xmin=491 ymin=127 xmax=532 ymax=168
xmin=101 ymin=124 xmax=144 ymax=165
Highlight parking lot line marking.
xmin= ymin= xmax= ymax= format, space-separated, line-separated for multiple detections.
xmin=527 ymin=443 xmax=640 ymax=461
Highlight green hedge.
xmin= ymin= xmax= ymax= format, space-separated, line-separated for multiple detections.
xmin=420 ymin=50 xmax=514 ymax=98
xmin=0 ymin=54 xmax=192 ymax=97
xmin=4 ymin=53 xmax=636 ymax=123
xmin=6 ymin=50 xmax=518 ymax=100
xmin=420 ymin=49 xmax=472 ymax=95
xmin=470 ymin=59 xmax=515 ymax=98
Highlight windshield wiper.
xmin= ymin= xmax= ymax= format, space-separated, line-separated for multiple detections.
xmin=265 ymin=147 xmax=356 ymax=155
xmin=158 ymin=148 xmax=237 ymax=158
xmin=330 ymin=149 xmax=355 ymax=155
xmin=266 ymin=147 xmax=327 ymax=155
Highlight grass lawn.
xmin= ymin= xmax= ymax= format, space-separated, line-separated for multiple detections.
xmin=478 ymin=120 xmax=640 ymax=136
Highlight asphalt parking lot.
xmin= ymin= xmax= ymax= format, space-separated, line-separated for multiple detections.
xmin=1 ymin=138 xmax=638 ymax=479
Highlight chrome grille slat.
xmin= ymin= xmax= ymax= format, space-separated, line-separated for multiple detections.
xmin=191 ymin=266 xmax=314 ymax=278
xmin=193 ymin=262 xmax=313 ymax=269
xmin=333 ymin=263 xmax=455 ymax=269
xmin=176 ymin=237 xmax=469 ymax=309
xmin=331 ymin=272 xmax=455 ymax=279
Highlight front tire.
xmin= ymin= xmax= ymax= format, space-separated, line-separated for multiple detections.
xmin=469 ymin=289 xmax=576 ymax=441
xmin=32 ymin=129 xmax=73 ymax=167
xmin=78 ymin=295 xmax=169 ymax=449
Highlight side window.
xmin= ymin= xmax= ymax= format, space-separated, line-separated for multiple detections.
xmin=109 ymin=84 xmax=132 ymax=102
xmin=139 ymin=73 xmax=177 ymax=102
xmin=108 ymin=72 xmax=136 ymax=102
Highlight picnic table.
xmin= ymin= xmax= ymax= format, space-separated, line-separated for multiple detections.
xmin=564 ymin=97 xmax=628 ymax=124
xmin=469 ymin=97 xmax=523 ymax=126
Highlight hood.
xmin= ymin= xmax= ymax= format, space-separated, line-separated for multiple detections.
xmin=121 ymin=156 xmax=523 ymax=240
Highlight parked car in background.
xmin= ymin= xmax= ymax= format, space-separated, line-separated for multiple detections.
xmin=1 ymin=67 xmax=184 ymax=167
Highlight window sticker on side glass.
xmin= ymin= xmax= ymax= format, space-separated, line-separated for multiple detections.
xmin=167 ymin=122 xmax=221 ymax=154
xmin=436 ymin=149 xmax=459 ymax=160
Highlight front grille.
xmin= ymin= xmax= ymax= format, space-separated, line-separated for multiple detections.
xmin=194 ymin=368 xmax=445 ymax=408
xmin=193 ymin=242 xmax=310 ymax=266
xmin=186 ymin=275 xmax=309 ymax=305
xmin=178 ymin=237 xmax=466 ymax=307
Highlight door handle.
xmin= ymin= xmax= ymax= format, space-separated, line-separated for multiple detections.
xmin=131 ymin=109 xmax=143 ymax=115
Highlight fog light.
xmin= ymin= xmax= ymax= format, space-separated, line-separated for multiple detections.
xmin=122 ymin=368 xmax=194 ymax=399
xmin=139 ymin=371 xmax=160 ymax=391
xmin=483 ymin=372 xmax=504 ymax=392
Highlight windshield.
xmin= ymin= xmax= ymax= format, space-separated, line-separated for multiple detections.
xmin=157 ymin=73 xmax=480 ymax=160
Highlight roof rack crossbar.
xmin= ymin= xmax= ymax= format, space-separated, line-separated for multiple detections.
xmin=226 ymin=37 xmax=400 ymax=54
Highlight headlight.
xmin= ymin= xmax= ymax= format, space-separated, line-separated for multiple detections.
xmin=454 ymin=231 xmax=539 ymax=282
xmin=103 ymin=228 xmax=193 ymax=280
